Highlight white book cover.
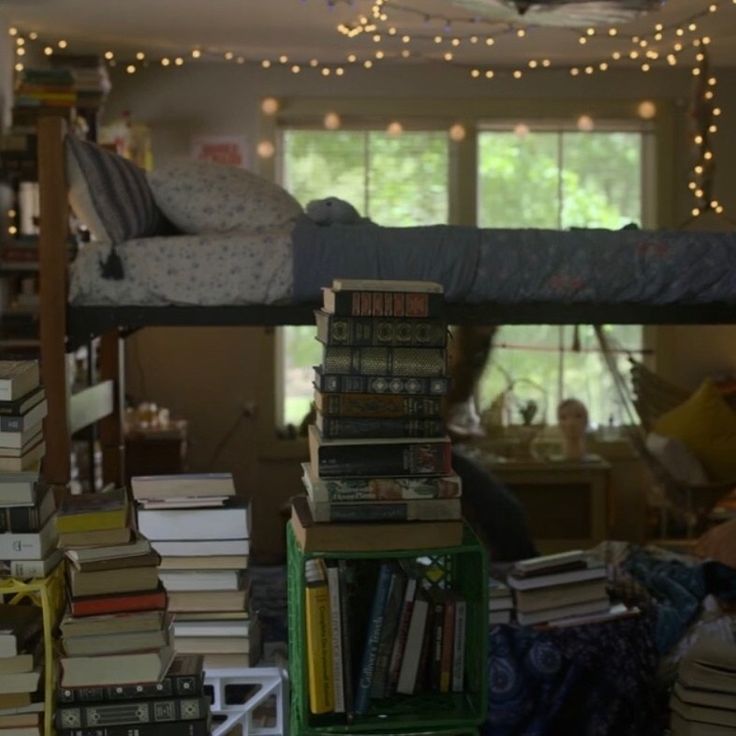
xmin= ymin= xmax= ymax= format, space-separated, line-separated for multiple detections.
xmin=326 ymin=565 xmax=345 ymax=713
xmin=0 ymin=422 xmax=43 ymax=451
xmin=173 ymin=620 xmax=249 ymax=638
xmin=507 ymin=564 xmax=606 ymax=591
xmin=0 ymin=516 xmax=56 ymax=560
xmin=0 ymin=361 xmax=39 ymax=403
xmin=0 ymin=473 xmax=40 ymax=506
xmin=151 ymin=538 xmax=250 ymax=557
xmin=2 ymin=549 xmax=62 ymax=579
xmin=158 ymin=570 xmax=242 ymax=592
xmin=513 ymin=550 xmax=586 ymax=574
xmin=137 ymin=501 xmax=250 ymax=541
xmin=396 ymin=598 xmax=429 ymax=695
xmin=517 ymin=597 xmax=611 ymax=627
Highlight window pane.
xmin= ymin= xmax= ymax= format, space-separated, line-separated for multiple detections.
xmin=476 ymin=128 xmax=645 ymax=427
xmin=561 ymin=132 xmax=642 ymax=229
xmin=478 ymin=132 xmax=561 ymax=228
xmin=367 ymin=131 xmax=448 ymax=225
xmin=282 ymin=130 xmax=366 ymax=211
xmin=279 ymin=129 xmax=449 ymax=427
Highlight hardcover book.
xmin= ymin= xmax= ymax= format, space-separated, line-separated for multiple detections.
xmin=316 ymin=413 xmax=445 ymax=440
xmin=322 ymin=346 xmax=446 ymax=378
xmin=0 ymin=362 xmax=39 ymax=403
xmin=130 ymin=473 xmax=236 ymax=502
xmin=290 ymin=496 xmax=463 ymax=553
xmin=57 ymin=654 xmax=204 ymax=704
xmin=56 ymin=489 xmax=128 ymax=534
xmin=307 ymin=497 xmax=462 ymax=523
xmin=0 ymin=386 xmax=44 ymax=418
xmin=309 ymin=425 xmax=452 ymax=478
xmin=60 ymin=646 xmax=175 ymax=688
xmin=0 ymin=473 xmax=42 ymax=506
xmin=0 ymin=482 xmax=56 ymax=533
xmin=314 ymin=391 xmax=444 ymax=418
xmin=323 ymin=288 xmax=444 ymax=319
xmin=0 ymin=394 xmax=46 ymax=433
xmin=315 ymin=311 xmax=447 ymax=348
xmin=302 ymin=465 xmax=462 ymax=503
xmin=314 ymin=367 xmax=450 ymax=396
xmin=56 ymin=695 xmax=210 ymax=730
xmin=57 ymin=718 xmax=209 ymax=736
xmin=69 ymin=584 xmax=168 ymax=618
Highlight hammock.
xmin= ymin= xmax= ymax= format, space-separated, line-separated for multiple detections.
xmin=594 ymin=326 xmax=733 ymax=534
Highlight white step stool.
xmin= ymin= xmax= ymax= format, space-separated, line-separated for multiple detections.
xmin=205 ymin=666 xmax=288 ymax=736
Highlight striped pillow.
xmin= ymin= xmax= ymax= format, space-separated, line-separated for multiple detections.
xmin=65 ymin=136 xmax=168 ymax=244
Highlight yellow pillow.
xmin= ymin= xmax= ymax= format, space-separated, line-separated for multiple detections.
xmin=654 ymin=379 xmax=736 ymax=482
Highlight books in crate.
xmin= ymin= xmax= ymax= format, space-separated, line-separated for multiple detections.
xmin=304 ymin=557 xmax=469 ymax=720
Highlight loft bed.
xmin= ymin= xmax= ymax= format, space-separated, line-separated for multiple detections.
xmin=36 ymin=115 xmax=736 ymax=491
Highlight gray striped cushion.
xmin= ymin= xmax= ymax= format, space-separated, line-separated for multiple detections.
xmin=65 ymin=136 xmax=167 ymax=244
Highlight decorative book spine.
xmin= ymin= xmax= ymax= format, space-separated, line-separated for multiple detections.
xmin=315 ymin=439 xmax=452 ymax=478
xmin=317 ymin=416 xmax=445 ymax=440
xmin=0 ymin=504 xmax=42 ymax=533
xmin=317 ymin=393 xmax=444 ymax=418
xmin=354 ymin=563 xmax=393 ymax=715
xmin=56 ymin=696 xmax=210 ymax=729
xmin=316 ymin=313 xmax=447 ymax=347
xmin=328 ymin=290 xmax=444 ymax=318
xmin=56 ymin=719 xmax=210 ymax=736
xmin=326 ymin=566 xmax=345 ymax=714
xmin=304 ymin=560 xmax=334 ymax=715
xmin=451 ymin=598 xmax=467 ymax=693
xmin=387 ymin=577 xmax=417 ymax=695
xmin=308 ymin=498 xmax=462 ymax=523
xmin=303 ymin=472 xmax=462 ymax=503
xmin=315 ymin=371 xmax=450 ymax=396
xmin=322 ymin=347 xmax=446 ymax=378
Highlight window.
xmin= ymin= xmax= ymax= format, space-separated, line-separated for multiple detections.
xmin=275 ymin=117 xmax=651 ymax=430
xmin=279 ymin=129 xmax=449 ymax=427
xmin=476 ymin=126 xmax=648 ymax=427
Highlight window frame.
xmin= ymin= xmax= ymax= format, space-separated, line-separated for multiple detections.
xmin=258 ymin=98 xmax=672 ymax=446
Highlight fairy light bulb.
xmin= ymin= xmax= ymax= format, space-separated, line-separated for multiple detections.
xmin=192 ymin=49 xmax=201 ymax=59
xmin=43 ymin=46 xmax=53 ymax=56
xmin=638 ymin=100 xmax=656 ymax=119
xmin=291 ymin=64 xmax=301 ymax=73
xmin=261 ymin=60 xmax=271 ymax=68
xmin=577 ymin=115 xmax=594 ymax=132
xmin=387 ymin=121 xmax=403 ymax=137
xmin=174 ymin=57 xmax=184 ymax=66
xmin=58 ymin=39 xmax=67 ymax=49
xmin=104 ymin=51 xmax=114 ymax=60
xmin=324 ymin=112 xmax=341 ymax=130
xmin=449 ymin=123 xmax=466 ymax=142
xmin=126 ymin=64 xmax=136 ymax=74
xmin=471 ymin=69 xmax=480 ymax=78
xmin=136 ymin=51 xmax=145 ymax=61
xmin=485 ymin=70 xmax=494 ymax=79
xmin=514 ymin=122 xmax=530 ymax=138
xmin=261 ymin=97 xmax=279 ymax=115
xmin=257 ymin=141 xmax=275 ymax=159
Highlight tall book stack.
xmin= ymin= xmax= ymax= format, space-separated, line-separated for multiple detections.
xmin=0 ymin=604 xmax=44 ymax=734
xmin=56 ymin=654 xmax=210 ymax=736
xmin=56 ymin=487 xmax=184 ymax=735
xmin=295 ymin=278 xmax=463 ymax=550
xmin=294 ymin=279 xmax=470 ymax=720
xmin=0 ymin=361 xmax=58 ymax=580
xmin=669 ymin=636 xmax=736 ymax=736
xmin=132 ymin=473 xmax=257 ymax=671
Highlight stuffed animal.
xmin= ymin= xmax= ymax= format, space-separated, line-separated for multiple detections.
xmin=305 ymin=196 xmax=369 ymax=225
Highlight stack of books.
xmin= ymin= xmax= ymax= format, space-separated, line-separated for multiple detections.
xmin=50 ymin=55 xmax=111 ymax=112
xmin=14 ymin=68 xmax=77 ymax=111
xmin=294 ymin=278 xmax=463 ymax=552
xmin=56 ymin=654 xmax=211 ymax=736
xmin=132 ymin=473 xmax=257 ymax=670
xmin=296 ymin=279 xmax=472 ymax=720
xmin=0 ymin=361 xmax=58 ymax=580
xmin=507 ymin=550 xmax=612 ymax=626
xmin=0 ymin=603 xmax=44 ymax=734
xmin=669 ymin=637 xmax=736 ymax=736
xmin=488 ymin=579 xmax=513 ymax=625
xmin=57 ymin=488 xmax=174 ymax=706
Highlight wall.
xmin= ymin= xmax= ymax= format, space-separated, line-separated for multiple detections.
xmin=101 ymin=62 xmax=736 ymax=555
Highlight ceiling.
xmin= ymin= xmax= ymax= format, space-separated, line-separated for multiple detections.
xmin=1 ymin=0 xmax=736 ymax=69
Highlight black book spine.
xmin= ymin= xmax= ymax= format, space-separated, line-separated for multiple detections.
xmin=318 ymin=314 xmax=447 ymax=348
xmin=322 ymin=346 xmax=447 ymax=378
xmin=319 ymin=416 xmax=445 ymax=440
xmin=57 ymin=673 xmax=204 ymax=704
xmin=57 ymin=696 xmax=210 ymax=730
xmin=58 ymin=719 xmax=209 ymax=736
xmin=0 ymin=415 xmax=23 ymax=431
xmin=0 ymin=504 xmax=40 ymax=533
xmin=315 ymin=372 xmax=450 ymax=396
xmin=318 ymin=441 xmax=451 ymax=477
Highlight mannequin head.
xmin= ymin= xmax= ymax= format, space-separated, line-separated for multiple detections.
xmin=557 ymin=398 xmax=589 ymax=460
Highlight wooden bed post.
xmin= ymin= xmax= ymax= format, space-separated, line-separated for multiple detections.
xmin=38 ymin=114 xmax=71 ymax=488
xmin=98 ymin=330 xmax=125 ymax=488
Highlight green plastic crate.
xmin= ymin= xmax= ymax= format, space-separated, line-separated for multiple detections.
xmin=287 ymin=522 xmax=488 ymax=736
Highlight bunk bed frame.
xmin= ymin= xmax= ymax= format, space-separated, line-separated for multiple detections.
xmin=37 ymin=115 xmax=736 ymax=491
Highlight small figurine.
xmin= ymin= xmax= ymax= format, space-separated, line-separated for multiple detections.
xmin=557 ymin=398 xmax=589 ymax=461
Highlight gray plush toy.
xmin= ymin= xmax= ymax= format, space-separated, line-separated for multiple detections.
xmin=305 ymin=196 xmax=369 ymax=225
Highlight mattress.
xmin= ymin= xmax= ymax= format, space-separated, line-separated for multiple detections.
xmin=69 ymin=227 xmax=294 ymax=306
xmin=70 ymin=220 xmax=736 ymax=307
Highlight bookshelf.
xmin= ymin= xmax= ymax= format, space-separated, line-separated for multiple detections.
xmin=286 ymin=522 xmax=488 ymax=736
